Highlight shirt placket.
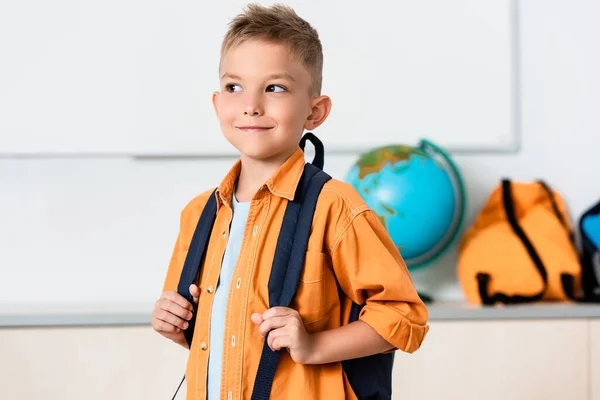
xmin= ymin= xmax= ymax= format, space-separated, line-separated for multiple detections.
xmin=222 ymin=194 xmax=267 ymax=400
xmin=195 ymin=204 xmax=233 ymax=400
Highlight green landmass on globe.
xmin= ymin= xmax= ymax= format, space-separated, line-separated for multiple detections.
xmin=354 ymin=145 xmax=428 ymax=179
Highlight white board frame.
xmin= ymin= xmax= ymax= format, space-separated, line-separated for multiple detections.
xmin=0 ymin=0 xmax=520 ymax=157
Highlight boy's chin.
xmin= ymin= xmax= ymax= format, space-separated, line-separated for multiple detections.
xmin=223 ymin=134 xmax=299 ymax=162
xmin=235 ymin=144 xmax=294 ymax=162
xmin=238 ymin=148 xmax=278 ymax=161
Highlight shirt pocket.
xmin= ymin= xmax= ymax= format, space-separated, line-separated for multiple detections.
xmin=292 ymin=250 xmax=326 ymax=325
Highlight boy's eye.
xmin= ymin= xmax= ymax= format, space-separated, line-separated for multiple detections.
xmin=266 ymin=85 xmax=286 ymax=93
xmin=225 ymin=84 xmax=242 ymax=93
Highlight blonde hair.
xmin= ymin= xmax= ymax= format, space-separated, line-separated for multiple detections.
xmin=221 ymin=3 xmax=323 ymax=95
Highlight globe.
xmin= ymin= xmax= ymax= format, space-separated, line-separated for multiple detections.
xmin=344 ymin=139 xmax=466 ymax=272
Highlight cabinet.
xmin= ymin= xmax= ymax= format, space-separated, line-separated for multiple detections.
xmin=0 ymin=326 xmax=188 ymax=400
xmin=392 ymin=320 xmax=589 ymax=400
xmin=592 ymin=321 xmax=600 ymax=400
xmin=0 ymin=315 xmax=597 ymax=400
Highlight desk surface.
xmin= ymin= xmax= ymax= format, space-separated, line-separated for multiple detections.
xmin=1 ymin=301 xmax=600 ymax=327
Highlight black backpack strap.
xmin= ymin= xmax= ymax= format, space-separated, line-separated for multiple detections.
xmin=537 ymin=181 xmax=583 ymax=301
xmin=476 ymin=179 xmax=548 ymax=305
xmin=537 ymin=180 xmax=576 ymax=245
xmin=171 ymin=190 xmax=219 ymax=399
xmin=251 ymin=163 xmax=331 ymax=400
xmin=177 ymin=189 xmax=219 ymax=346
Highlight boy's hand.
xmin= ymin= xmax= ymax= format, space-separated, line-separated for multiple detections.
xmin=251 ymin=307 xmax=315 ymax=364
xmin=152 ymin=284 xmax=200 ymax=348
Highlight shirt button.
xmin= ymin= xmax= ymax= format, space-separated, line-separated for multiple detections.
xmin=231 ymin=335 xmax=236 ymax=347
xmin=222 ymin=231 xmax=227 ymax=238
xmin=207 ymin=285 xmax=214 ymax=294
xmin=200 ymin=342 xmax=207 ymax=351
xmin=236 ymin=278 xmax=241 ymax=289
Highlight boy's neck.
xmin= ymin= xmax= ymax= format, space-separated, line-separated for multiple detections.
xmin=235 ymin=148 xmax=297 ymax=202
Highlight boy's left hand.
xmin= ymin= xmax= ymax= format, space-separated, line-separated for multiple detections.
xmin=251 ymin=307 xmax=315 ymax=365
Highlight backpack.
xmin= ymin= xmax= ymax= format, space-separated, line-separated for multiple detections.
xmin=457 ymin=179 xmax=582 ymax=305
xmin=580 ymin=199 xmax=600 ymax=301
xmin=173 ymin=132 xmax=394 ymax=399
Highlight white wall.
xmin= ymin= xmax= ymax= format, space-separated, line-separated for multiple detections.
xmin=1 ymin=0 xmax=599 ymax=309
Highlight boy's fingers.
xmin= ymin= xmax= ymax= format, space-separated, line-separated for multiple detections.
xmin=156 ymin=311 xmax=189 ymax=331
xmin=160 ymin=300 xmax=193 ymax=321
xmin=259 ymin=315 xmax=291 ymax=337
xmin=189 ymin=284 xmax=200 ymax=304
xmin=262 ymin=307 xmax=295 ymax=320
xmin=161 ymin=291 xmax=193 ymax=310
xmin=251 ymin=313 xmax=264 ymax=325
xmin=152 ymin=318 xmax=180 ymax=334
xmin=267 ymin=329 xmax=289 ymax=351
xmin=189 ymin=284 xmax=200 ymax=297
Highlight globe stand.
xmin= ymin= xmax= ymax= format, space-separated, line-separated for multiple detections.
xmin=418 ymin=292 xmax=434 ymax=304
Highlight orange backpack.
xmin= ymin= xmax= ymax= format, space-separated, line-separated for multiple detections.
xmin=457 ymin=179 xmax=582 ymax=305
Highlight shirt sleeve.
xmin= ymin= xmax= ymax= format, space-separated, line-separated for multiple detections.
xmin=330 ymin=209 xmax=430 ymax=354
xmin=162 ymin=217 xmax=188 ymax=293
xmin=161 ymin=192 xmax=212 ymax=293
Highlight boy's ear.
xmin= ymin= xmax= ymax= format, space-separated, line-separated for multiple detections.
xmin=212 ymin=91 xmax=220 ymax=117
xmin=304 ymin=95 xmax=332 ymax=131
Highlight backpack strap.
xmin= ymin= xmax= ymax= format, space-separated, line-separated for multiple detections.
xmin=250 ymin=162 xmax=331 ymax=400
xmin=476 ymin=179 xmax=548 ymax=305
xmin=177 ymin=189 xmax=219 ymax=346
xmin=171 ymin=190 xmax=219 ymax=400
xmin=537 ymin=180 xmax=576 ymax=245
xmin=537 ymin=181 xmax=581 ymax=301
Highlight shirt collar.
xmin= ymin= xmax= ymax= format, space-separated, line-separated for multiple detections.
xmin=215 ymin=147 xmax=306 ymax=207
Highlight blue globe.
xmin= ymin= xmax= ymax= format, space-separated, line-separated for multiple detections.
xmin=344 ymin=140 xmax=466 ymax=270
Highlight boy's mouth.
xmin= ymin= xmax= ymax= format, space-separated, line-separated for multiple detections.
xmin=236 ymin=126 xmax=274 ymax=133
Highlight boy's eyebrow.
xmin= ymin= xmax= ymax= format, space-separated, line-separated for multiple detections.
xmin=221 ymin=73 xmax=242 ymax=80
xmin=220 ymin=72 xmax=296 ymax=82
xmin=267 ymin=73 xmax=296 ymax=82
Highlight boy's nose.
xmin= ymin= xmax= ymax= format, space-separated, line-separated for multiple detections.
xmin=244 ymin=96 xmax=264 ymax=116
xmin=244 ymin=105 xmax=262 ymax=116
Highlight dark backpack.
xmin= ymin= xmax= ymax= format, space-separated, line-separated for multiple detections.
xmin=173 ymin=133 xmax=393 ymax=399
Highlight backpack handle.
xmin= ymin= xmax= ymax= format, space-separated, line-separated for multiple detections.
xmin=299 ymin=132 xmax=324 ymax=169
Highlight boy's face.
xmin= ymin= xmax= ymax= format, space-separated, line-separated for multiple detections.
xmin=213 ymin=40 xmax=330 ymax=163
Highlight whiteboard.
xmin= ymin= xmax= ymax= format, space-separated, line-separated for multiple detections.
xmin=0 ymin=0 xmax=518 ymax=156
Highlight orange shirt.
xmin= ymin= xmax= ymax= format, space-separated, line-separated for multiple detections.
xmin=162 ymin=148 xmax=429 ymax=400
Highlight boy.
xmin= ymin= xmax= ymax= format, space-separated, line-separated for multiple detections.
xmin=152 ymin=4 xmax=429 ymax=399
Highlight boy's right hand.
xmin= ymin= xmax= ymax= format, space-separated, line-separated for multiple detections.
xmin=152 ymin=284 xmax=200 ymax=348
